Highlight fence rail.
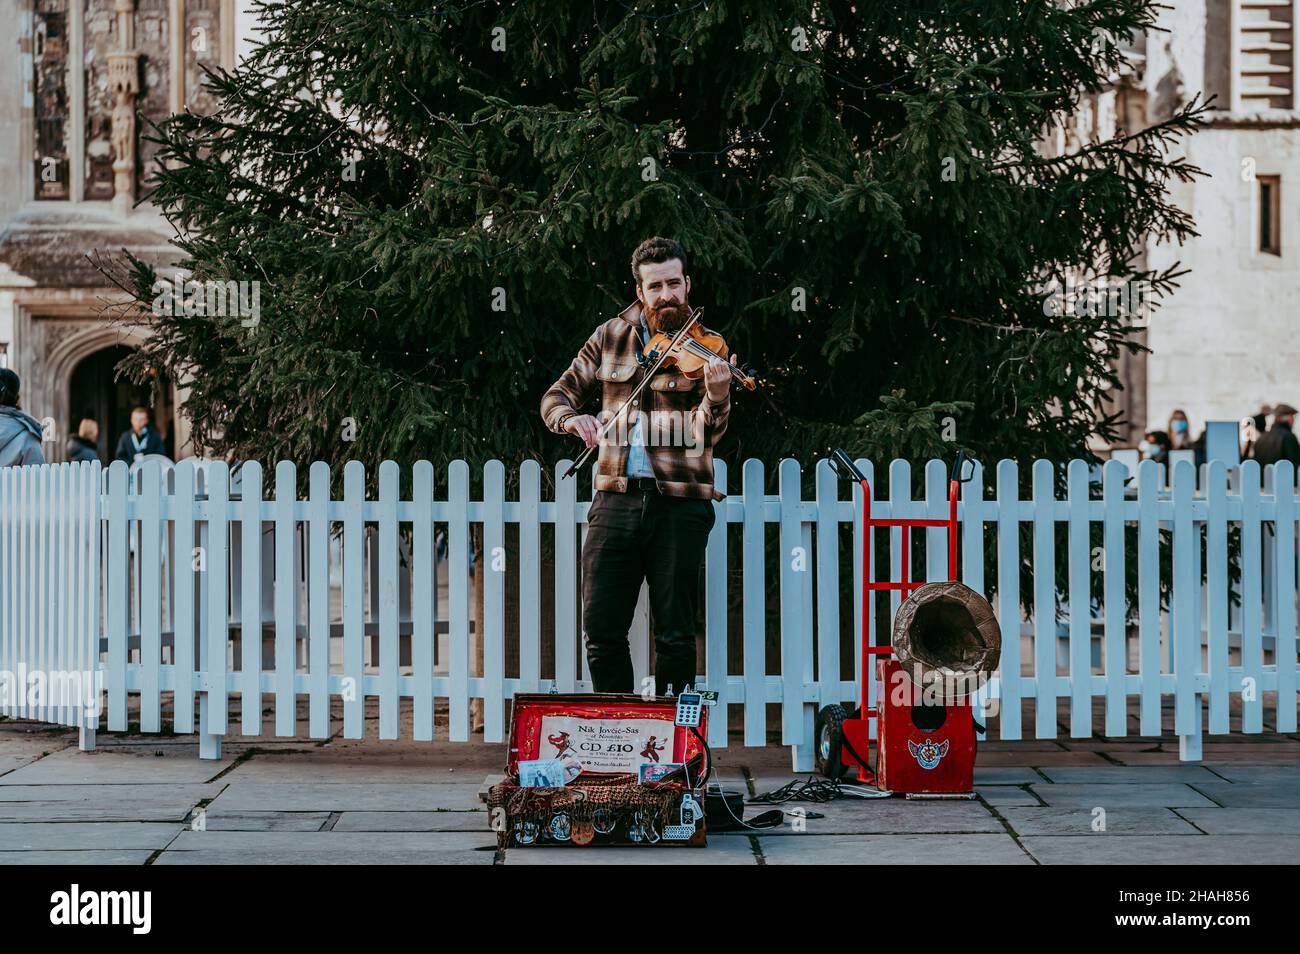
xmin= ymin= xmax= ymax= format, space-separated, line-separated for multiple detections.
xmin=0 ymin=456 xmax=1297 ymax=767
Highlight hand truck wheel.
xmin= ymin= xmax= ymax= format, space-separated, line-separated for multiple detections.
xmin=815 ymin=704 xmax=851 ymax=780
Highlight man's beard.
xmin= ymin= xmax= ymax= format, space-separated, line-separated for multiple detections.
xmin=647 ymin=296 xmax=690 ymax=333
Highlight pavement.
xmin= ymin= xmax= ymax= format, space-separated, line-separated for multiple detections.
xmin=3 ymin=713 xmax=1300 ymax=865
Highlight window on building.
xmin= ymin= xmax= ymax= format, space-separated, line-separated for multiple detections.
xmin=33 ymin=0 xmax=70 ymax=200
xmin=30 ymin=0 xmax=228 ymax=202
xmin=1259 ymin=175 xmax=1281 ymax=255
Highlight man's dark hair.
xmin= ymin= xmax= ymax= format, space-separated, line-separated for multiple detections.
xmin=630 ymin=236 xmax=688 ymax=286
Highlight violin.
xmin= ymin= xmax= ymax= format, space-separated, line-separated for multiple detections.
xmin=645 ymin=322 xmax=757 ymax=391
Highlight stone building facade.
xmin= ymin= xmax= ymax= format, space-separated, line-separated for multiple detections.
xmin=0 ymin=0 xmax=250 ymax=462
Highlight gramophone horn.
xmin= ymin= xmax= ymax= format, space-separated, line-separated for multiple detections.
xmin=892 ymin=581 xmax=1000 ymax=698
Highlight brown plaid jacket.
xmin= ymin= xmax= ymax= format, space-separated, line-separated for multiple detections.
xmin=541 ymin=300 xmax=731 ymax=500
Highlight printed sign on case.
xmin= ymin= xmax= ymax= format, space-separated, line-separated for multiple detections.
xmin=540 ymin=715 xmax=674 ymax=773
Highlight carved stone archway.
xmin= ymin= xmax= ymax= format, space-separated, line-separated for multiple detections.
xmin=46 ymin=323 xmax=154 ymax=462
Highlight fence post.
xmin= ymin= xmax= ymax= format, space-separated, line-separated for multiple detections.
xmin=309 ymin=461 xmax=333 ymax=739
xmin=1066 ymin=459 xmax=1092 ymax=738
xmin=1031 ymin=460 xmax=1057 ymax=739
xmin=81 ymin=461 xmax=101 ymax=749
xmin=1205 ymin=461 xmax=1230 ymax=735
xmin=741 ymin=458 xmax=766 ymax=746
xmin=447 ymin=459 xmax=471 ymax=741
xmin=273 ymin=461 xmax=297 ymax=736
xmin=1274 ymin=461 xmax=1297 ymax=733
xmin=1172 ymin=460 xmax=1201 ymax=760
xmin=239 ymin=461 xmax=264 ymax=737
xmin=1136 ymin=459 xmax=1161 ymax=736
xmin=960 ymin=461 xmax=988 ymax=739
xmin=377 ymin=460 xmax=400 ymax=740
xmin=1240 ymin=461 xmax=1264 ymax=734
xmin=814 ymin=458 xmax=842 ymax=719
xmin=479 ymin=461 xmax=504 ymax=737
xmin=1101 ymin=460 xmax=1127 ymax=738
xmin=703 ymin=459 xmax=729 ymax=748
xmin=342 ymin=461 xmax=366 ymax=739
xmin=778 ymin=458 xmax=811 ymax=770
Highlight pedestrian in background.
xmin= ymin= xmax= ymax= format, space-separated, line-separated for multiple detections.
xmin=1253 ymin=403 xmax=1300 ymax=468
xmin=66 ymin=419 xmax=100 ymax=463
xmin=0 ymin=368 xmax=46 ymax=467
xmin=1167 ymin=409 xmax=1193 ymax=450
xmin=1243 ymin=405 xmax=1272 ymax=460
xmin=114 ymin=406 xmax=165 ymax=464
xmin=1139 ymin=429 xmax=1172 ymax=462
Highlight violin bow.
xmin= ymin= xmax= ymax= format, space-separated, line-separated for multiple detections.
xmin=560 ymin=306 xmax=704 ymax=481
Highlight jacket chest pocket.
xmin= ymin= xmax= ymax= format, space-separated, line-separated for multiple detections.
xmin=596 ymin=360 xmax=637 ymax=414
xmin=649 ymin=370 xmax=702 ymax=405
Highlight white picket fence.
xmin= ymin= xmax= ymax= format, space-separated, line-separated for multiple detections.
xmin=0 ymin=456 xmax=1297 ymax=767
xmin=0 ymin=462 xmax=101 ymax=741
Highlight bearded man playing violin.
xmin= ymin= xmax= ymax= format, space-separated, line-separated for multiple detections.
xmin=541 ymin=236 xmax=742 ymax=695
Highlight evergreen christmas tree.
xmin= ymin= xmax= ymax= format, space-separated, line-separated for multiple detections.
xmin=112 ymin=0 xmax=1206 ymax=485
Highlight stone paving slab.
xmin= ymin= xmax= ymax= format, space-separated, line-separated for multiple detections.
xmin=1199 ymin=764 xmax=1300 ymax=784
xmin=156 ymin=830 xmax=497 ymax=865
xmin=1176 ymin=808 xmax=1300 ymax=834
xmin=0 ymin=782 xmax=219 ymax=823
xmin=0 ymin=798 xmax=203 ymax=823
xmin=0 ymin=849 xmax=157 ymax=865
xmin=998 ymin=807 xmax=1199 ymax=836
xmin=208 ymin=781 xmax=483 ymax=811
xmin=502 ymin=837 xmax=757 ymax=864
xmin=1021 ymin=834 xmax=1300 ymax=865
xmin=0 ymin=748 xmax=233 ymax=785
xmin=1186 ymin=782 xmax=1300 ymax=808
xmin=0 ymin=822 xmax=182 ymax=851
xmin=758 ymin=833 xmax=1033 ymax=864
xmin=198 ymin=810 xmax=332 ymax=832
xmin=227 ymin=751 xmax=503 ymax=784
xmin=0 ymin=755 xmax=42 ymax=777
xmin=976 ymin=751 xmax=1112 ymax=767
xmin=1028 ymin=783 xmax=1218 ymax=808
xmin=739 ymin=798 xmax=1004 ymax=836
xmin=978 ymin=788 xmax=1042 ymax=807
xmin=0 ymin=782 xmax=220 ymax=802
xmin=333 ymin=811 xmax=489 ymax=832
xmin=1036 ymin=765 xmax=1225 ymax=784
xmin=974 ymin=767 xmax=1045 ymax=785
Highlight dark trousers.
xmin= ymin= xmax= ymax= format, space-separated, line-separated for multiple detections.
xmin=582 ymin=485 xmax=716 ymax=695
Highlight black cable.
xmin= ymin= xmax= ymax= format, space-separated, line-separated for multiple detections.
xmin=748 ymin=776 xmax=845 ymax=805
xmin=688 ymin=725 xmax=711 ymax=791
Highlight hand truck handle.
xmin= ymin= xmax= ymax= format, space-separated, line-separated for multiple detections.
xmin=830 ymin=447 xmax=868 ymax=484
xmin=950 ymin=448 xmax=976 ymax=485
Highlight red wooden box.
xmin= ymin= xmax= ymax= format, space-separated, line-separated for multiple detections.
xmin=487 ymin=693 xmax=710 ymax=847
xmin=506 ymin=693 xmax=708 ymax=776
xmin=875 ymin=660 xmax=977 ymax=794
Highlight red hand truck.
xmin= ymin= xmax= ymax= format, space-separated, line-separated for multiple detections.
xmin=815 ymin=448 xmax=976 ymax=790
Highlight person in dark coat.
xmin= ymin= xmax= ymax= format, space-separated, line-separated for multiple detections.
xmin=66 ymin=419 xmax=100 ymax=463
xmin=114 ymin=406 xmax=166 ymax=464
xmin=0 ymin=368 xmax=46 ymax=467
xmin=1253 ymin=403 xmax=1300 ymax=468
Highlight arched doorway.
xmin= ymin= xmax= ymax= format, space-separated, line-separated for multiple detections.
xmin=67 ymin=345 xmax=174 ymax=462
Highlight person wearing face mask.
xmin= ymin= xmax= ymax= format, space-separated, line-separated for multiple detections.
xmin=1167 ymin=409 xmax=1193 ymax=450
xmin=1139 ymin=429 xmax=1172 ymax=462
